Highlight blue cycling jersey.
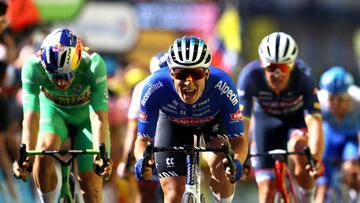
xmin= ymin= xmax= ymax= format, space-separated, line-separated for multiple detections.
xmin=237 ymin=59 xmax=321 ymax=118
xmin=138 ymin=66 xmax=244 ymax=139
xmin=318 ymin=86 xmax=360 ymax=137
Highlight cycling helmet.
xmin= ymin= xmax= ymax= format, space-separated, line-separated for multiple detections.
xmin=258 ymin=32 xmax=298 ymax=66
xmin=166 ymin=36 xmax=211 ymax=69
xmin=40 ymin=28 xmax=83 ymax=80
xmin=320 ymin=66 xmax=354 ymax=94
xmin=149 ymin=51 xmax=168 ymax=73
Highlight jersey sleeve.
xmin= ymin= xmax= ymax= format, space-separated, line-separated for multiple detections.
xmin=301 ymin=74 xmax=321 ymax=115
xmin=127 ymin=80 xmax=145 ymax=120
xmin=236 ymin=64 xmax=255 ymax=118
xmin=137 ymin=78 xmax=163 ymax=138
xmin=21 ymin=56 xmax=41 ymax=112
xmin=89 ymin=53 xmax=108 ymax=112
xmin=218 ymin=74 xmax=245 ymax=138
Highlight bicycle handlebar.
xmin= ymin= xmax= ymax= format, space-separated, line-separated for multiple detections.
xmin=18 ymin=143 xmax=108 ymax=176
xmin=141 ymin=141 xmax=236 ymax=183
xmin=249 ymin=147 xmax=316 ymax=168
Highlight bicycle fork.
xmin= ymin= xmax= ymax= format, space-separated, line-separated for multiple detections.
xmin=59 ymin=164 xmax=74 ymax=203
xmin=184 ymin=151 xmax=201 ymax=202
xmin=274 ymin=160 xmax=291 ymax=203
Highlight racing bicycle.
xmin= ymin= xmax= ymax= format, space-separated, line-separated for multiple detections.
xmin=17 ymin=143 xmax=109 ymax=203
xmin=141 ymin=135 xmax=236 ymax=203
xmin=249 ymin=147 xmax=315 ymax=203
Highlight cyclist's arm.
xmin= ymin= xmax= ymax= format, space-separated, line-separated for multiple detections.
xmin=90 ymin=111 xmax=109 ymax=150
xmin=305 ymin=113 xmax=324 ymax=161
xmin=119 ymin=82 xmax=144 ymax=175
xmin=22 ymin=111 xmax=39 ymax=150
xmin=89 ymin=53 xmax=109 ymax=149
xmin=230 ymin=133 xmax=248 ymax=164
xmin=21 ymin=56 xmax=41 ymax=150
xmin=303 ymin=76 xmax=324 ymax=161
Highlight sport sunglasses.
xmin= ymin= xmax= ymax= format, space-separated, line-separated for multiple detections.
xmin=264 ymin=63 xmax=291 ymax=74
xmin=47 ymin=71 xmax=76 ymax=81
xmin=172 ymin=68 xmax=208 ymax=81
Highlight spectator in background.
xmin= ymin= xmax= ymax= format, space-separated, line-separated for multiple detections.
xmin=0 ymin=1 xmax=35 ymax=202
xmin=117 ymin=51 xmax=167 ymax=203
xmin=316 ymin=66 xmax=360 ymax=202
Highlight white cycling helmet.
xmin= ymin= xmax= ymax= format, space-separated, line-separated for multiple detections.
xmin=166 ymin=35 xmax=211 ymax=69
xmin=258 ymin=32 xmax=298 ymax=66
xmin=149 ymin=51 xmax=168 ymax=73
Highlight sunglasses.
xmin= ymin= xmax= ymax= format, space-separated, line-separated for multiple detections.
xmin=172 ymin=68 xmax=207 ymax=81
xmin=264 ymin=63 xmax=291 ymax=73
xmin=47 ymin=71 xmax=76 ymax=81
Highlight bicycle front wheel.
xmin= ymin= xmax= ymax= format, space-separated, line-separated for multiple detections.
xmin=182 ymin=192 xmax=196 ymax=203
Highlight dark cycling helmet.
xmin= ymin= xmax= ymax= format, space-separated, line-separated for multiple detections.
xmin=319 ymin=66 xmax=354 ymax=94
xmin=40 ymin=28 xmax=83 ymax=81
xmin=166 ymin=36 xmax=211 ymax=69
xmin=149 ymin=51 xmax=168 ymax=73
xmin=258 ymin=32 xmax=298 ymax=66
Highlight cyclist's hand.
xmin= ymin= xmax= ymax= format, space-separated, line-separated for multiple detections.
xmin=223 ymin=158 xmax=243 ymax=182
xmin=134 ymin=158 xmax=154 ymax=181
xmin=94 ymin=155 xmax=113 ymax=180
xmin=12 ymin=157 xmax=33 ymax=181
xmin=305 ymin=160 xmax=325 ymax=179
xmin=240 ymin=160 xmax=252 ymax=181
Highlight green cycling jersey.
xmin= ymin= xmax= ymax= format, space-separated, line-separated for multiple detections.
xmin=21 ymin=51 xmax=109 ymax=172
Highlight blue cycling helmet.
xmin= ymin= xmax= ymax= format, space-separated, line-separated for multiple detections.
xmin=319 ymin=66 xmax=354 ymax=94
xmin=149 ymin=51 xmax=168 ymax=73
xmin=40 ymin=28 xmax=83 ymax=81
xmin=166 ymin=36 xmax=211 ymax=69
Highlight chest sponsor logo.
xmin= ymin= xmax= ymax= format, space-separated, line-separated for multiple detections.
xmin=141 ymin=81 xmax=164 ymax=106
xmin=214 ymin=81 xmax=238 ymax=106
xmin=168 ymin=116 xmax=213 ymax=125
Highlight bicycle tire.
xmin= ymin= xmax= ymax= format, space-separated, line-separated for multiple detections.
xmin=182 ymin=192 xmax=196 ymax=203
xmin=59 ymin=196 xmax=72 ymax=203
xmin=200 ymin=193 xmax=205 ymax=203
xmin=274 ymin=191 xmax=298 ymax=203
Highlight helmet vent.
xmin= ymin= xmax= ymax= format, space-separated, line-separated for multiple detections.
xmin=283 ymin=38 xmax=290 ymax=57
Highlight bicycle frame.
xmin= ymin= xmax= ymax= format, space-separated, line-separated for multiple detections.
xmin=18 ymin=144 xmax=107 ymax=203
xmin=142 ymin=141 xmax=236 ymax=203
xmin=250 ymin=148 xmax=314 ymax=203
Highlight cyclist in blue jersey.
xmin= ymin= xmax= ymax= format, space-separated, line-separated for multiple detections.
xmin=236 ymin=32 xmax=325 ymax=203
xmin=315 ymin=66 xmax=360 ymax=202
xmin=117 ymin=51 xmax=167 ymax=203
xmin=133 ymin=36 xmax=248 ymax=203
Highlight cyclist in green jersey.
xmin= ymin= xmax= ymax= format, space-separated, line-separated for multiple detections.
xmin=12 ymin=28 xmax=113 ymax=203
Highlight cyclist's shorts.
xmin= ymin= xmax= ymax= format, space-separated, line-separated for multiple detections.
xmin=38 ymin=95 xmax=108 ymax=172
xmin=251 ymin=111 xmax=307 ymax=182
xmin=154 ymin=111 xmax=225 ymax=179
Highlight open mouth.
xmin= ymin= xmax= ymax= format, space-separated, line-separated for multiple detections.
xmin=182 ymin=88 xmax=196 ymax=98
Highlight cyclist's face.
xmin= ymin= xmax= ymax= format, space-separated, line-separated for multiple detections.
xmin=328 ymin=93 xmax=351 ymax=118
xmin=53 ymin=77 xmax=75 ymax=90
xmin=47 ymin=71 xmax=76 ymax=90
xmin=170 ymin=68 xmax=209 ymax=104
xmin=263 ymin=62 xmax=294 ymax=94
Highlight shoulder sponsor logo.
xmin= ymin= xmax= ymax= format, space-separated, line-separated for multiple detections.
xmin=230 ymin=107 xmax=244 ymax=121
xmin=141 ymin=81 xmax=164 ymax=106
xmin=214 ymin=81 xmax=238 ymax=106
xmin=95 ymin=76 xmax=107 ymax=84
